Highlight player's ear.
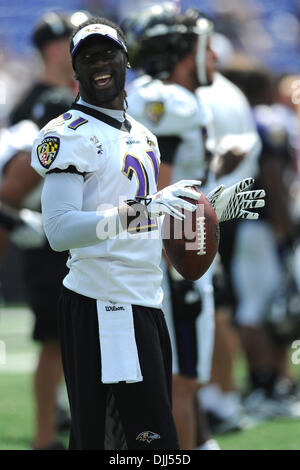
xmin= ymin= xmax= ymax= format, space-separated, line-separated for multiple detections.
xmin=126 ymin=61 xmax=131 ymax=69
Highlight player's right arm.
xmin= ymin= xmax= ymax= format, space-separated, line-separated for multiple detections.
xmin=0 ymin=150 xmax=46 ymax=251
xmin=41 ymin=173 xmax=201 ymax=252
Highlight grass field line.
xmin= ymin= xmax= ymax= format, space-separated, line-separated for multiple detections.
xmin=0 ymin=351 xmax=37 ymax=373
xmin=0 ymin=306 xmax=37 ymax=373
xmin=0 ymin=307 xmax=34 ymax=334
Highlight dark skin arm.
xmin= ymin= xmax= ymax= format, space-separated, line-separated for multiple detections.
xmin=157 ymin=162 xmax=172 ymax=191
xmin=211 ymin=149 xmax=246 ymax=179
xmin=0 ymin=151 xmax=41 ymax=206
xmin=260 ymin=155 xmax=293 ymax=240
xmin=0 ymin=151 xmax=41 ymax=259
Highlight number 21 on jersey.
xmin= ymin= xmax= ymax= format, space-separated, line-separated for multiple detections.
xmin=122 ymin=150 xmax=159 ymax=231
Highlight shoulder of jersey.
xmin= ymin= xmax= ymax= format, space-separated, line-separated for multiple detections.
xmin=126 ymin=112 xmax=159 ymax=150
xmin=40 ymin=109 xmax=95 ymax=138
xmin=10 ymin=119 xmax=39 ymax=142
xmin=31 ymin=109 xmax=102 ymax=177
xmin=254 ymin=104 xmax=288 ymax=149
xmin=199 ymin=73 xmax=249 ymax=105
xmin=1 ymin=119 xmax=39 ymax=152
xmin=0 ymin=119 xmax=39 ymax=178
xmin=127 ymin=75 xmax=201 ymax=135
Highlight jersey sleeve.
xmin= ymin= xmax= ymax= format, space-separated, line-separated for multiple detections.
xmin=31 ymin=113 xmax=100 ymax=177
xmin=0 ymin=120 xmax=39 ymax=177
xmin=127 ymin=77 xmax=201 ymax=137
xmin=254 ymin=105 xmax=290 ymax=160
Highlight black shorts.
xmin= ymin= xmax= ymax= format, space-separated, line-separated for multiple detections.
xmin=214 ymin=219 xmax=240 ymax=311
xmin=167 ymin=273 xmax=202 ymax=378
xmin=22 ymin=242 xmax=69 ymax=342
xmin=58 ymin=286 xmax=179 ymax=450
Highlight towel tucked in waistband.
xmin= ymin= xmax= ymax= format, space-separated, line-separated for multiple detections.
xmin=96 ymin=300 xmax=143 ymax=384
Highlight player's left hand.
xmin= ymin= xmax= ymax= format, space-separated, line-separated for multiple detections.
xmin=206 ymin=177 xmax=265 ymax=222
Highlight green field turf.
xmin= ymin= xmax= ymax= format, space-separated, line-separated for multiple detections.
xmin=0 ymin=306 xmax=300 ymax=451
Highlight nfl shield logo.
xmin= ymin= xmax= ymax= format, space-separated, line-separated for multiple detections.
xmin=37 ymin=136 xmax=60 ymax=169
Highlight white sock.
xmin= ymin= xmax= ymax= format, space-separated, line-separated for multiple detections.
xmin=198 ymin=383 xmax=222 ymax=412
xmin=196 ymin=439 xmax=221 ymax=450
xmin=220 ymin=391 xmax=242 ymax=419
xmin=199 ymin=384 xmax=242 ymax=419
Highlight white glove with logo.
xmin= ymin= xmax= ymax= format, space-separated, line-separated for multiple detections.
xmin=139 ymin=179 xmax=202 ymax=221
xmin=206 ymin=177 xmax=265 ymax=222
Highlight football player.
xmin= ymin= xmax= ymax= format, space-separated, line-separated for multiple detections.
xmin=0 ymin=87 xmax=74 ymax=449
xmin=31 ymin=15 xmax=264 ymax=450
xmin=123 ymin=3 xmax=265 ymax=449
xmin=226 ymin=67 xmax=300 ymax=418
xmin=196 ymin=46 xmax=262 ymax=432
xmin=9 ymin=12 xmax=80 ymax=125
xmin=4 ymin=11 xmax=91 ymax=445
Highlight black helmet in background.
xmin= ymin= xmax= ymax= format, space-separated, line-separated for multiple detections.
xmin=121 ymin=3 xmax=213 ymax=84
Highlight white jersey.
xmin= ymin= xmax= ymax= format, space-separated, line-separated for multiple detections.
xmin=127 ymin=75 xmax=216 ymax=187
xmin=0 ymin=120 xmax=42 ymax=210
xmin=198 ymin=73 xmax=261 ymax=187
xmin=31 ymin=102 xmax=164 ymax=307
xmin=0 ymin=120 xmax=39 ymax=179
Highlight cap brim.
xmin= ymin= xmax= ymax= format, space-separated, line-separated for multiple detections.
xmin=71 ymin=23 xmax=127 ymax=58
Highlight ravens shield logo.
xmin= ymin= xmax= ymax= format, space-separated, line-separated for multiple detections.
xmin=37 ymin=136 xmax=60 ymax=169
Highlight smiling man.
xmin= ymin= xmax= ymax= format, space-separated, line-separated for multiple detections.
xmin=30 ymin=16 xmax=204 ymax=451
xmin=30 ymin=16 xmax=265 ymax=450
xmin=71 ymin=22 xmax=128 ymax=106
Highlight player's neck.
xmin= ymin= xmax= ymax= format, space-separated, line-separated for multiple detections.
xmin=78 ymin=88 xmax=125 ymax=111
xmin=41 ymin=65 xmax=73 ymax=87
xmin=77 ymin=97 xmax=125 ymax=121
xmin=167 ymin=67 xmax=198 ymax=93
xmin=166 ymin=76 xmax=197 ymax=93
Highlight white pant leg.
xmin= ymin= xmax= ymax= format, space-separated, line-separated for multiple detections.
xmin=161 ymin=258 xmax=215 ymax=383
xmin=161 ymin=258 xmax=180 ymax=375
xmin=194 ymin=267 xmax=215 ymax=383
xmin=232 ymin=220 xmax=282 ymax=327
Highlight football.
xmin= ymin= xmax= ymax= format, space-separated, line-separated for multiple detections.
xmin=162 ymin=187 xmax=220 ymax=281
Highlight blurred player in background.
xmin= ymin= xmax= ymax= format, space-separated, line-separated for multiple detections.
xmin=9 ymin=12 xmax=78 ymax=125
xmin=124 ymin=3 xmax=264 ymax=449
xmin=0 ymin=10 xmax=89 ymax=449
xmin=224 ymin=66 xmax=300 ymax=419
xmin=0 ymin=87 xmax=74 ymax=449
xmin=124 ymin=4 xmax=218 ymax=450
xmin=196 ymin=39 xmax=262 ymax=433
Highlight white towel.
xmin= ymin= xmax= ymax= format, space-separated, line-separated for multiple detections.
xmin=96 ymin=300 xmax=143 ymax=384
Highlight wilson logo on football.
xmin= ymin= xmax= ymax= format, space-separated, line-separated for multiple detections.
xmin=37 ymin=136 xmax=60 ymax=169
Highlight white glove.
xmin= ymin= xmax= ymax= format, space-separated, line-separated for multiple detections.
xmin=10 ymin=209 xmax=46 ymax=249
xmin=206 ymin=177 xmax=265 ymax=222
xmin=140 ymin=179 xmax=202 ymax=221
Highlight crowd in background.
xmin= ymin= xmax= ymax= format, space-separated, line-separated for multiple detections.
xmin=1 ymin=0 xmax=300 ymax=125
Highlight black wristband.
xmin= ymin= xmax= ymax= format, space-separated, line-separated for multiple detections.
xmin=124 ymin=199 xmax=149 ymax=220
xmin=0 ymin=201 xmax=22 ymax=232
